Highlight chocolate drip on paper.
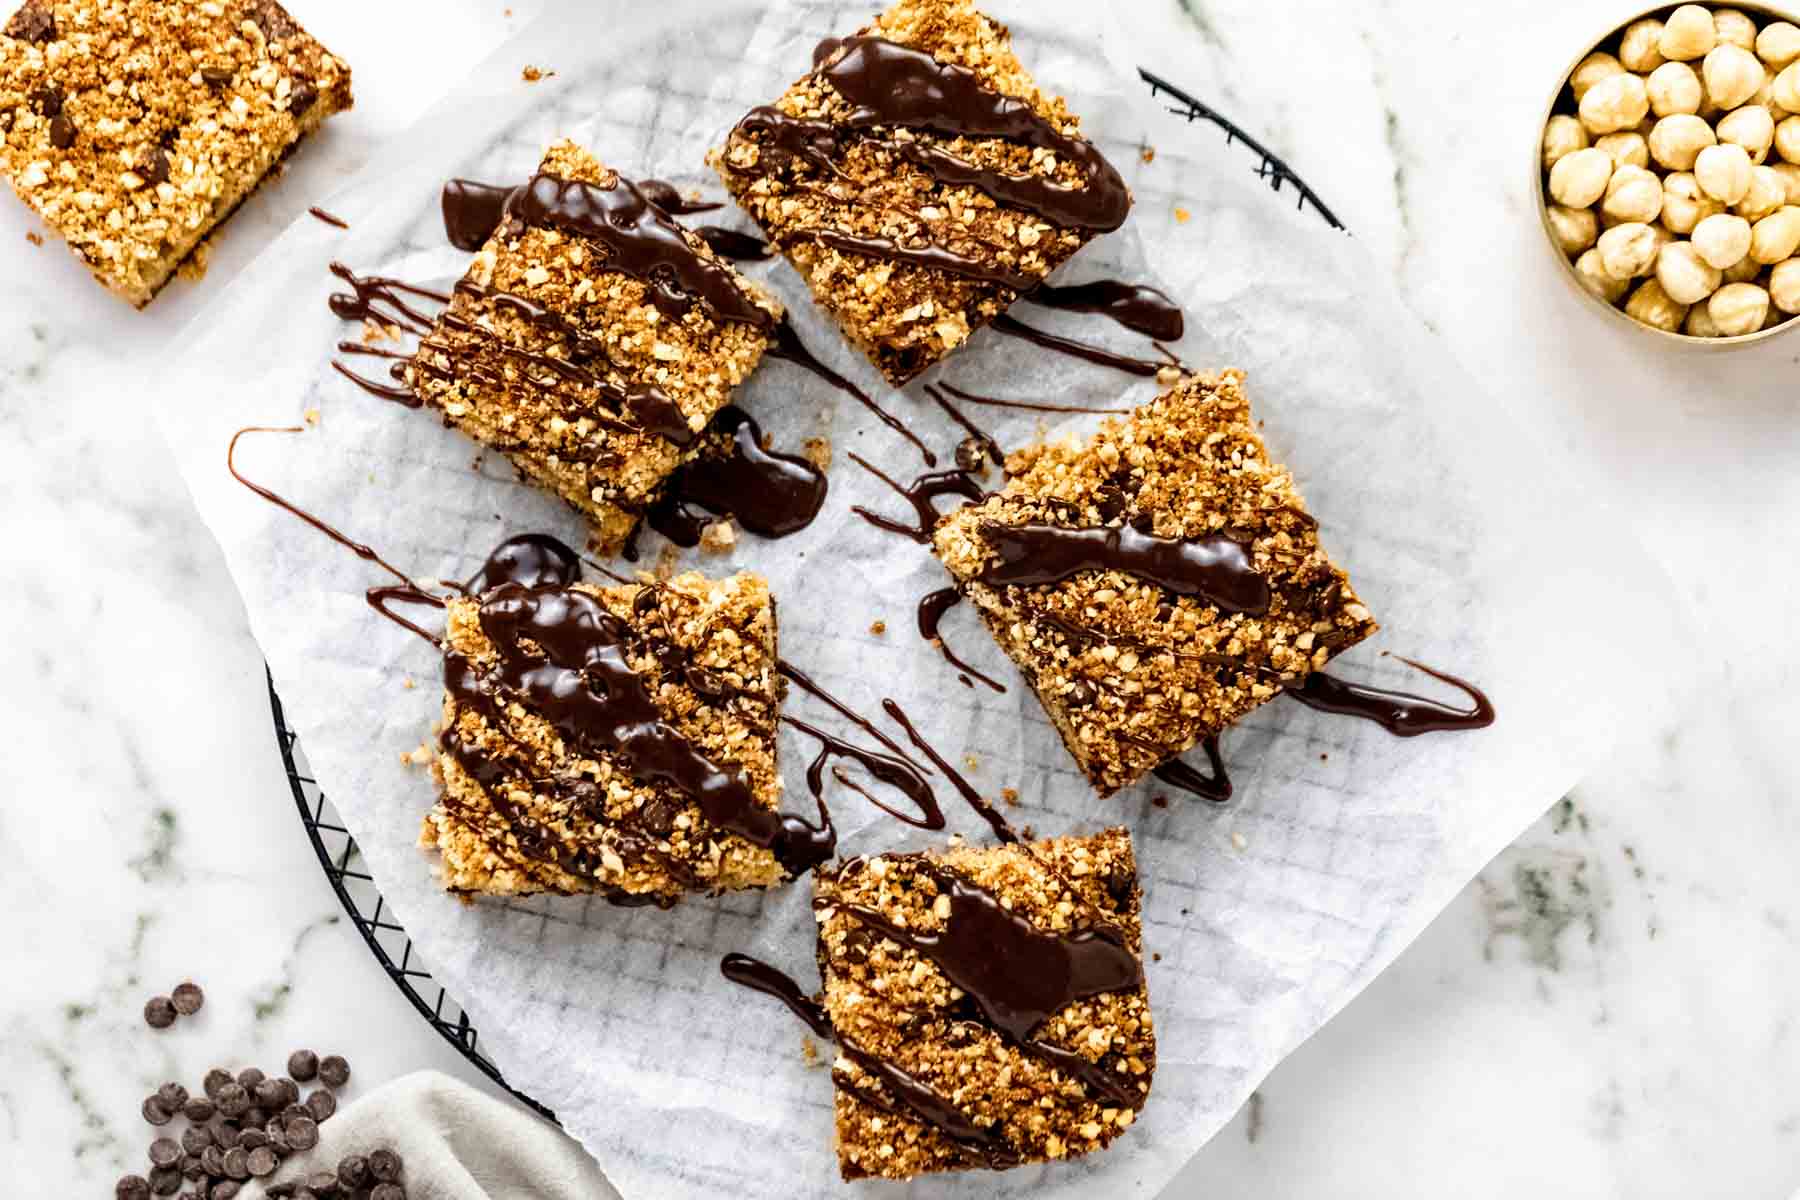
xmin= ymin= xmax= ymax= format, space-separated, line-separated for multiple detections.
xmin=328 ymin=262 xmax=449 ymax=335
xmin=636 ymin=178 xmax=724 ymax=216
xmin=308 ymin=206 xmax=349 ymax=229
xmin=768 ymin=317 xmax=935 ymax=465
xmin=989 ymin=313 xmax=1171 ymax=377
xmin=1024 ymin=280 xmax=1184 ymax=342
xmin=647 ymin=407 xmax=828 ymax=546
xmin=1288 ymin=658 xmax=1495 ymax=735
xmin=936 ymin=380 xmax=1126 ymax=416
xmin=974 ymin=521 xmax=1271 ymax=614
xmin=879 ymin=698 xmax=1020 ymax=843
xmin=783 ymin=713 xmax=944 ymax=832
xmin=442 ymin=179 xmax=519 ymax=251
xmin=849 ymin=453 xmax=986 ymax=544
xmin=916 ymin=586 xmax=1005 ymax=693
xmin=1151 ymin=736 xmax=1231 ymax=803
xmin=719 ymin=954 xmax=833 ymax=1039
xmin=924 ymin=384 xmax=1004 ymax=470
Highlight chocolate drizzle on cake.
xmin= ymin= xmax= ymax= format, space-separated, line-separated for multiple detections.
xmin=916 ymin=587 xmax=1005 ymax=693
xmin=1151 ymin=736 xmax=1231 ymax=803
xmin=974 ymin=521 xmax=1271 ymax=614
xmin=694 ymin=226 xmax=773 ymax=261
xmin=636 ymin=178 xmax=724 ymax=217
xmin=442 ymin=178 xmax=521 ymax=251
xmin=465 ymin=532 xmax=582 ymax=593
xmin=1288 ymin=658 xmax=1496 ymax=735
xmin=849 ymin=453 xmax=987 ymax=544
xmin=646 ymin=406 xmax=828 ymax=546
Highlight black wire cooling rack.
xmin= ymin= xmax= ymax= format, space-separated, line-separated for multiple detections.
xmin=273 ymin=72 xmax=1342 ymax=1124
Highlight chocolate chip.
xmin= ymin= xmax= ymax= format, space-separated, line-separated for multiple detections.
xmin=199 ymin=1146 xmax=224 ymax=1177
xmin=303 ymin=1088 xmax=336 ymax=1121
xmin=30 ymin=85 xmax=62 ymax=116
xmin=215 ymin=1082 xmax=249 ymax=1117
xmin=265 ymin=1185 xmax=297 ymax=1199
xmin=238 ymin=1128 xmax=268 ymax=1150
xmin=213 ymin=1120 xmax=241 ymax=1148
xmin=277 ymin=1076 xmax=302 ymax=1106
xmin=288 ymin=78 xmax=317 ymax=116
xmin=116 ymin=1175 xmax=151 ymax=1200
xmin=306 ymin=1170 xmax=338 ymax=1194
xmin=246 ymin=1146 xmax=278 ymax=1178
xmin=148 ymin=1166 xmax=182 ymax=1196
xmin=286 ymin=1049 xmax=318 ymax=1081
xmin=180 ymin=1125 xmax=212 ymax=1155
xmin=317 ymin=1055 xmax=350 ymax=1088
xmin=141 ymin=1096 xmax=173 ymax=1126
xmin=370 ymin=1185 xmax=406 ymax=1200
xmin=148 ymin=1137 xmax=182 ymax=1168
xmin=179 ymin=1153 xmax=205 ymax=1180
xmin=202 ymin=1068 xmax=233 ymax=1098
xmin=335 ymin=1154 xmax=369 ymax=1187
xmin=291 ymin=1190 xmax=319 ymax=1200
xmin=140 ymin=146 xmax=170 ymax=186
xmin=212 ymin=1183 xmax=242 ymax=1200
xmin=45 ymin=111 xmax=73 ymax=149
xmin=280 ymin=1102 xmax=310 ymax=1123
xmin=223 ymin=1146 xmax=249 ymax=1180
xmin=183 ymin=1097 xmax=215 ymax=1123
xmin=266 ymin=1123 xmax=290 ymax=1153
xmin=171 ymin=981 xmax=204 ymax=1016
xmin=283 ymin=1114 xmax=318 ymax=1150
xmin=144 ymin=996 xmax=177 ymax=1029
xmin=1103 ymin=866 xmax=1136 ymax=906
xmin=241 ymin=1106 xmax=268 ymax=1130
xmin=157 ymin=1082 xmax=189 ymax=1110
xmin=254 ymin=1078 xmax=286 ymax=1107
xmin=954 ymin=436 xmax=987 ymax=472
xmin=1066 ymin=680 xmax=1096 ymax=707
xmin=367 ymin=1148 xmax=402 ymax=1181
xmin=247 ymin=0 xmax=300 ymax=40
xmin=235 ymin=1067 xmax=265 ymax=1090
xmin=4 ymin=1 xmax=55 ymax=42
xmin=200 ymin=64 xmax=234 ymax=88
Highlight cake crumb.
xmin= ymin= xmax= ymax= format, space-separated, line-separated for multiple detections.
xmin=1174 ymin=206 xmax=1191 ymax=224
xmin=869 ymin=620 xmax=886 ymax=635
xmin=303 ymin=408 xmax=320 ymax=426
xmin=801 ymin=1036 xmax=819 ymax=1066
xmin=1230 ymin=831 xmax=1248 ymax=852
xmin=1150 ymin=795 xmax=1168 ymax=809
xmin=803 ymin=436 xmax=833 ymax=471
xmin=1139 ymin=145 xmax=1155 ymax=164
xmin=521 ymin=65 xmax=553 ymax=82
xmin=403 ymin=677 xmax=416 ymax=690
xmin=962 ymin=754 xmax=979 ymax=772
xmin=24 ymin=231 xmax=42 ymax=246
xmin=1001 ymin=787 xmax=1019 ymax=807
xmin=700 ymin=519 xmax=737 ymax=553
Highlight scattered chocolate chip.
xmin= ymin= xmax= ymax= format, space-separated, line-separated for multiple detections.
xmin=954 ymin=436 xmax=987 ymax=472
xmin=236 ymin=1067 xmax=265 ymax=1091
xmin=148 ymin=1165 xmax=182 ymax=1196
xmin=254 ymin=1078 xmax=286 ymax=1107
xmin=30 ymin=85 xmax=62 ymax=116
xmin=148 ymin=1137 xmax=182 ymax=1168
xmin=202 ymin=1068 xmax=233 ymax=1098
xmin=47 ymin=112 xmax=73 ymax=147
xmin=241 ymin=1105 xmax=268 ymax=1130
xmin=286 ymin=1049 xmax=318 ymax=1081
xmin=116 ymin=1175 xmax=151 ymax=1200
xmin=280 ymin=1102 xmax=310 ymax=1123
xmin=199 ymin=1146 xmax=224 ymax=1177
xmin=283 ymin=1114 xmax=318 ymax=1151
xmin=179 ymin=1153 xmax=205 ymax=1180
xmin=238 ymin=1128 xmax=268 ymax=1151
xmin=288 ymin=78 xmax=318 ymax=116
xmin=200 ymin=64 xmax=234 ymax=88
xmin=156 ymin=1082 xmax=189 ymax=1110
xmin=306 ymin=1170 xmax=339 ymax=1194
xmin=370 ymin=1185 xmax=406 ymax=1200
xmin=292 ymin=1190 xmax=320 ymax=1200
xmin=139 ymin=146 xmax=170 ymax=186
xmin=215 ymin=1083 xmax=249 ymax=1118
xmin=212 ymin=1183 xmax=242 ymax=1200
xmin=277 ymin=1076 xmax=302 ymax=1106
xmin=180 ymin=1125 xmax=212 ymax=1155
xmin=368 ymin=1148 xmax=402 ymax=1182
xmin=213 ymin=1120 xmax=242 ymax=1148
xmin=144 ymin=996 xmax=177 ymax=1029
xmin=246 ymin=1146 xmax=278 ymax=1178
xmin=317 ymin=1055 xmax=350 ymax=1088
xmin=141 ymin=1096 xmax=173 ymax=1127
xmin=223 ymin=1145 xmax=249 ymax=1180
xmin=171 ymin=981 xmax=204 ymax=1016
xmin=303 ymin=1088 xmax=336 ymax=1122
xmin=266 ymin=1123 xmax=290 ymax=1153
xmin=183 ymin=1097 xmax=215 ymax=1123
xmin=4 ymin=1 xmax=55 ymax=43
xmin=335 ymin=1154 xmax=369 ymax=1187
xmin=1103 ymin=866 xmax=1135 ymax=906
xmin=247 ymin=0 xmax=300 ymax=40
xmin=265 ymin=1184 xmax=297 ymax=1199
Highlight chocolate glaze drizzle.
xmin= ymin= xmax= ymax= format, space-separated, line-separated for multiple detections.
xmin=718 ymin=954 xmax=833 ymax=1039
xmin=465 ymin=532 xmax=582 ymax=593
xmin=989 ymin=313 xmax=1171 ymax=377
xmin=694 ymin=226 xmax=772 ymax=261
xmin=1151 ymin=736 xmax=1231 ymax=804
xmin=308 ymin=206 xmax=349 ymax=229
xmin=442 ymin=179 xmax=518 ymax=251
xmin=646 ymin=406 xmax=829 ymax=546
xmin=849 ymin=453 xmax=986 ymax=545
xmin=784 ymin=713 xmax=943 ymax=832
xmin=880 ymin=698 xmax=1020 ymax=842
xmin=975 ymin=521 xmax=1271 ymax=614
xmin=1024 ymin=280 xmax=1184 ymax=342
xmin=768 ymin=318 xmax=935 ymax=465
xmin=1288 ymin=657 xmax=1496 ymax=735
xmin=636 ymin=178 xmax=724 ymax=217
xmin=328 ymin=262 xmax=448 ymax=334
xmin=925 ymin=384 xmax=1003 ymax=471
xmin=936 ymin=380 xmax=1126 ymax=416
xmin=917 ymin=586 xmax=1005 ymax=693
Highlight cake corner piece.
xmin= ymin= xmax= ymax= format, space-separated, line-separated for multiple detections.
xmin=0 ymin=0 xmax=352 ymax=307
xmin=933 ymin=369 xmax=1379 ymax=796
xmin=815 ymin=827 xmax=1154 ymax=1181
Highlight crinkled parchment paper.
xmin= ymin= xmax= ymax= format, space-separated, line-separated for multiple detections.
xmin=156 ymin=2 xmax=1688 ymax=1196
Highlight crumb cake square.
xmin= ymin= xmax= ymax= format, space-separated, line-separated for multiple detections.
xmin=422 ymin=569 xmax=800 ymax=906
xmin=712 ymin=0 xmax=1130 ymax=385
xmin=814 ymin=828 xmax=1154 ymax=1181
xmin=408 ymin=140 xmax=784 ymax=556
xmin=0 ymin=0 xmax=351 ymax=306
xmin=933 ymin=370 xmax=1379 ymax=796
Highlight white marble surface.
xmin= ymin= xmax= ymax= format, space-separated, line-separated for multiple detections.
xmin=2 ymin=0 xmax=1796 ymax=1195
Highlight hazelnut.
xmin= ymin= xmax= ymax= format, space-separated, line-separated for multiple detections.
xmin=1717 ymin=104 xmax=1775 ymax=162
xmin=1685 ymin=299 xmax=1725 ymax=335
xmin=1648 ymin=61 xmax=1704 ymax=115
xmin=1575 ymin=247 xmax=1630 ymax=301
xmin=1707 ymin=280 xmax=1770 ymax=332
xmin=1622 ymin=19 xmax=1668 ymax=72
xmin=1546 ymin=204 xmax=1599 ymax=255
xmin=1724 ymin=253 xmax=1764 ymax=282
xmin=1626 ymin=278 xmax=1689 ymax=330
xmin=1663 ymin=171 xmax=1725 ymax=233
xmin=1570 ymin=51 xmax=1626 ymax=101
xmin=1695 ymin=141 xmax=1753 ymax=203
xmin=1704 ymin=44 xmax=1765 ymax=109
xmin=1603 ymin=164 xmax=1665 ymax=223
xmin=1737 ymin=165 xmax=1788 ymax=221
xmin=1751 ymin=205 xmax=1800 ymax=263
xmin=1542 ymin=114 xmax=1590 ymax=168
xmin=1660 ymin=5 xmax=1718 ymax=61
xmin=1775 ymin=116 xmax=1800 ymax=165
xmin=1693 ymin=211 xmax=1754 ymax=267
xmin=1649 ymin=113 xmax=1716 ymax=169
xmin=1775 ymin=63 xmax=1800 ymax=111
xmin=1770 ymin=257 xmax=1800 ymax=312
xmin=1715 ymin=8 xmax=1759 ymax=51
xmin=1549 ymin=146 xmax=1614 ymax=207
xmin=1597 ymin=221 xmax=1662 ymax=278
xmin=1758 ymin=21 xmax=1800 ymax=69
xmin=1656 ymin=240 xmax=1723 ymax=303
xmin=1772 ymin=162 xmax=1800 ymax=204
xmin=1596 ymin=131 xmax=1650 ymax=168
xmin=1580 ymin=72 xmax=1650 ymax=134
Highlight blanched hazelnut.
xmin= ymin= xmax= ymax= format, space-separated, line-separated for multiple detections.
xmin=1715 ymin=8 xmax=1759 ymax=51
xmin=1546 ymin=204 xmax=1599 ymax=254
xmin=1649 ymin=113 xmax=1716 ymax=169
xmin=1775 ymin=63 xmax=1800 ymax=112
xmin=1656 ymin=240 xmax=1723 ymax=303
xmin=1759 ymin=21 xmax=1800 ymax=69
xmin=1717 ymin=104 xmax=1775 ymax=162
xmin=1661 ymin=5 xmax=1718 ymax=61
xmin=1595 ymin=131 xmax=1650 ymax=168
xmin=1575 ymin=247 xmax=1630 ymax=301
xmin=1693 ymin=210 xmax=1754 ymax=267
xmin=1570 ymin=51 xmax=1626 ymax=101
xmin=1626 ymin=278 xmax=1689 ymax=329
xmin=1542 ymin=114 xmax=1590 ymax=167
xmin=1775 ymin=116 xmax=1800 ymax=164
xmin=1685 ymin=300 xmax=1725 ymax=334
xmin=1549 ymin=146 xmax=1614 ymax=207
xmin=1751 ymin=205 xmax=1800 ymax=262
xmin=1771 ymin=162 xmax=1800 ymax=204
xmin=1621 ymin=19 xmax=1667 ymax=72
xmin=1603 ymin=164 xmax=1665 ymax=223
xmin=1737 ymin=165 xmax=1787 ymax=220
xmin=1598 ymin=221 xmax=1662 ymax=278
xmin=1580 ymin=72 xmax=1651 ymax=134
xmin=1708 ymin=280 xmax=1770 ymax=332
xmin=1647 ymin=61 xmax=1703 ymax=116
xmin=1770 ymin=257 xmax=1800 ymax=312
xmin=1704 ymin=44 xmax=1765 ymax=109
xmin=1724 ymin=253 xmax=1763 ymax=282
xmin=1696 ymin=141 xmax=1753 ymax=203
xmin=1663 ymin=171 xmax=1724 ymax=232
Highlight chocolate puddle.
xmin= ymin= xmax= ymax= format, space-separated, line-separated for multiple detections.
xmin=1288 ymin=657 xmax=1495 ymax=735
xmin=647 ymin=407 xmax=828 ymax=546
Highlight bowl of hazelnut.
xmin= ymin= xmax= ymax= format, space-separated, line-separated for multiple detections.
xmin=1537 ymin=2 xmax=1800 ymax=344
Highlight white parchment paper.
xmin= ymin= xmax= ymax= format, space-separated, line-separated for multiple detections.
xmin=158 ymin=2 xmax=1689 ymax=1196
